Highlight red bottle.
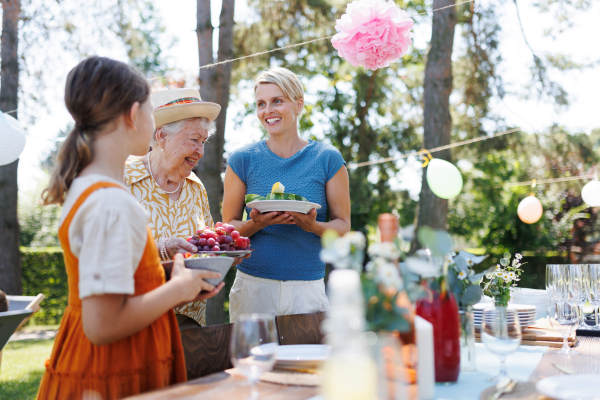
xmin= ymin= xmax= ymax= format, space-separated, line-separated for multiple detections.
xmin=416 ymin=282 xmax=461 ymax=383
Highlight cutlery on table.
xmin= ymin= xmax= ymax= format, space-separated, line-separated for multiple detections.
xmin=488 ymin=379 xmax=517 ymax=400
xmin=552 ymin=363 xmax=576 ymax=375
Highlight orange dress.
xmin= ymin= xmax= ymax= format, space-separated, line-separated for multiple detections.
xmin=37 ymin=182 xmax=186 ymax=400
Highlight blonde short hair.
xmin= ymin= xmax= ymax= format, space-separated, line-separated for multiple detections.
xmin=254 ymin=67 xmax=304 ymax=103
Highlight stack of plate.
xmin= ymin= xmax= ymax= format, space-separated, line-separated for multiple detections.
xmin=275 ymin=344 xmax=330 ymax=370
xmin=473 ymin=304 xmax=537 ymax=329
xmin=510 ymin=288 xmax=550 ymax=319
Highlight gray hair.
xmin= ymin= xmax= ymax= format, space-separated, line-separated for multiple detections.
xmin=153 ymin=117 xmax=216 ymax=145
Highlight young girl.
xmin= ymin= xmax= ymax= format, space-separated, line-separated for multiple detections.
xmin=37 ymin=56 xmax=224 ymax=399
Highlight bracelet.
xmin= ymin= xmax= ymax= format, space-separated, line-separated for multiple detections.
xmin=159 ymin=240 xmax=170 ymax=261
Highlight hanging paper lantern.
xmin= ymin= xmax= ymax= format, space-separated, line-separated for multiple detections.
xmin=582 ymin=181 xmax=600 ymax=207
xmin=331 ymin=0 xmax=414 ymax=71
xmin=426 ymin=158 xmax=463 ymax=199
xmin=517 ymin=196 xmax=543 ymax=224
xmin=0 ymin=112 xmax=26 ymax=166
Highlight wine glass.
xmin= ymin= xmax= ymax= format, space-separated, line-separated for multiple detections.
xmin=567 ymin=264 xmax=587 ymax=325
xmin=230 ymin=314 xmax=278 ymax=399
xmin=548 ymin=300 xmax=579 ymax=355
xmin=546 ymin=264 xmax=567 ymax=300
xmin=585 ymin=264 xmax=600 ymax=330
xmin=481 ymin=307 xmax=522 ymax=382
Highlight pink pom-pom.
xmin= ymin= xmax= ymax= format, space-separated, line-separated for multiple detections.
xmin=331 ymin=0 xmax=414 ymax=71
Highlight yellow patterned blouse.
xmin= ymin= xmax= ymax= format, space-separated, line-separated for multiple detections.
xmin=124 ymin=155 xmax=214 ymax=326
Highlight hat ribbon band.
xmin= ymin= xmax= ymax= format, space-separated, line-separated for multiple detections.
xmin=155 ymin=97 xmax=203 ymax=109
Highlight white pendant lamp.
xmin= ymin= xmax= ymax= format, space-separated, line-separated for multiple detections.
xmin=0 ymin=111 xmax=26 ymax=166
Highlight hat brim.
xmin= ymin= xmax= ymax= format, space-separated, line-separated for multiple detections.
xmin=153 ymin=102 xmax=221 ymax=128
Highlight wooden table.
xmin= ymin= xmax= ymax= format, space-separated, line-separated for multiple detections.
xmin=128 ymin=337 xmax=600 ymax=400
xmin=126 ymin=368 xmax=319 ymax=400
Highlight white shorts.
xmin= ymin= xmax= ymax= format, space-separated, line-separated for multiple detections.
xmin=229 ymin=270 xmax=330 ymax=323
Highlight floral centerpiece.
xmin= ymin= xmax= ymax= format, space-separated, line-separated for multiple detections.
xmin=320 ymin=229 xmax=412 ymax=332
xmin=446 ymin=250 xmax=490 ymax=371
xmin=482 ymin=252 xmax=525 ymax=306
xmin=447 ymin=251 xmax=489 ymax=308
xmin=363 ymin=241 xmax=411 ymax=332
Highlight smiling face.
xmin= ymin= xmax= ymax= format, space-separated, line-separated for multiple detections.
xmin=255 ymin=83 xmax=303 ymax=137
xmin=157 ymin=119 xmax=209 ymax=180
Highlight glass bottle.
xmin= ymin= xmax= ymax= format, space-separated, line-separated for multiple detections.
xmin=321 ymin=269 xmax=377 ymax=400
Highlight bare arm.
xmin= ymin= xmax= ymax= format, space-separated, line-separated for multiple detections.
xmin=81 ymin=254 xmax=223 ymax=346
xmin=222 ymin=166 xmax=293 ymax=237
xmin=288 ymin=166 xmax=351 ymax=237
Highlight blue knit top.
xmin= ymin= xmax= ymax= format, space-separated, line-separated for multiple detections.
xmin=228 ymin=140 xmax=346 ymax=281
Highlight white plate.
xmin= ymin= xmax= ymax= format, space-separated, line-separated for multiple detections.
xmin=536 ymin=374 xmax=600 ymax=400
xmin=247 ymin=200 xmax=322 ymax=214
xmin=275 ymin=345 xmax=330 ymax=369
xmin=473 ymin=304 xmax=537 ymax=312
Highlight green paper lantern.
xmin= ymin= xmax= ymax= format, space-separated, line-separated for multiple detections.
xmin=426 ymin=158 xmax=463 ymax=199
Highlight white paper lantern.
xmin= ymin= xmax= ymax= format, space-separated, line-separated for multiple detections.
xmin=517 ymin=196 xmax=543 ymax=224
xmin=426 ymin=158 xmax=463 ymax=199
xmin=582 ymin=181 xmax=600 ymax=207
xmin=0 ymin=111 xmax=26 ymax=166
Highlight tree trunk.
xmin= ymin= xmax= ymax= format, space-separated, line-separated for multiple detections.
xmin=196 ymin=0 xmax=235 ymax=325
xmin=0 ymin=0 xmax=22 ymax=294
xmin=411 ymin=0 xmax=456 ymax=253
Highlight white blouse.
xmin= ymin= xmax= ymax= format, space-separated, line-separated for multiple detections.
xmin=60 ymin=174 xmax=148 ymax=300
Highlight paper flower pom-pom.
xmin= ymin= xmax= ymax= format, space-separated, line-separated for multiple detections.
xmin=331 ymin=0 xmax=414 ymax=71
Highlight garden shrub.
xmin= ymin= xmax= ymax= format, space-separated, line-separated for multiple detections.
xmin=21 ymin=247 xmax=67 ymax=325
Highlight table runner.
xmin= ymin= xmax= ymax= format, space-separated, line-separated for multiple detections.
xmin=434 ymin=343 xmax=548 ymax=400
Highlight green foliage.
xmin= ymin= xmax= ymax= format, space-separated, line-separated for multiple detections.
xmin=115 ymin=0 xmax=175 ymax=78
xmin=362 ymin=275 xmax=410 ymax=333
xmin=233 ymin=0 xmax=425 ymax=234
xmin=447 ymin=251 xmax=489 ymax=308
xmin=0 ymin=339 xmax=54 ymax=400
xmin=18 ymin=182 xmax=61 ymax=248
xmin=21 ymin=248 xmax=67 ymax=325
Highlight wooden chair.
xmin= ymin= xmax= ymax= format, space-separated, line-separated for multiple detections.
xmin=7 ymin=294 xmax=45 ymax=331
xmin=0 ymin=309 xmax=33 ymax=353
xmin=275 ymin=311 xmax=326 ymax=345
xmin=179 ymin=323 xmax=233 ymax=380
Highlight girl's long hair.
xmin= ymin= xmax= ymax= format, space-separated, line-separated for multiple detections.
xmin=42 ymin=56 xmax=150 ymax=205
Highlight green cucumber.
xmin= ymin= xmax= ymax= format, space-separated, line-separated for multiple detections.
xmin=265 ymin=193 xmax=308 ymax=201
xmin=245 ymin=194 xmax=266 ymax=203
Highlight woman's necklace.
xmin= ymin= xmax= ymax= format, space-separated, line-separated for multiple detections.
xmin=148 ymin=152 xmax=181 ymax=195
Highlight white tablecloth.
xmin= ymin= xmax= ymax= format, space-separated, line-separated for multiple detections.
xmin=434 ymin=343 xmax=548 ymax=400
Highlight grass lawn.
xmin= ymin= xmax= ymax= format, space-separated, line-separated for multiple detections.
xmin=0 ymin=339 xmax=54 ymax=400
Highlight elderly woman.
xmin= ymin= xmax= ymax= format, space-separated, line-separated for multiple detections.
xmin=222 ymin=68 xmax=351 ymax=322
xmin=124 ymin=88 xmax=220 ymax=327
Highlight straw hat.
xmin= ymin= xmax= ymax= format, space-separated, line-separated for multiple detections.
xmin=152 ymin=88 xmax=221 ymax=128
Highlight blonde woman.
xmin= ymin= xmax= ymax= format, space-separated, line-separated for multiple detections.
xmin=222 ymin=67 xmax=351 ymax=322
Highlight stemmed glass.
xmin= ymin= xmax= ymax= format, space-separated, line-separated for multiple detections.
xmin=230 ymin=314 xmax=279 ymax=399
xmin=585 ymin=264 xmax=600 ymax=330
xmin=548 ymin=300 xmax=579 ymax=355
xmin=481 ymin=307 xmax=522 ymax=382
xmin=546 ymin=264 xmax=567 ymax=300
xmin=567 ymin=264 xmax=587 ymax=325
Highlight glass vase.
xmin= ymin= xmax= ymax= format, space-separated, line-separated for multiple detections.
xmin=459 ymin=306 xmax=476 ymax=372
xmin=416 ymin=281 xmax=461 ymax=383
